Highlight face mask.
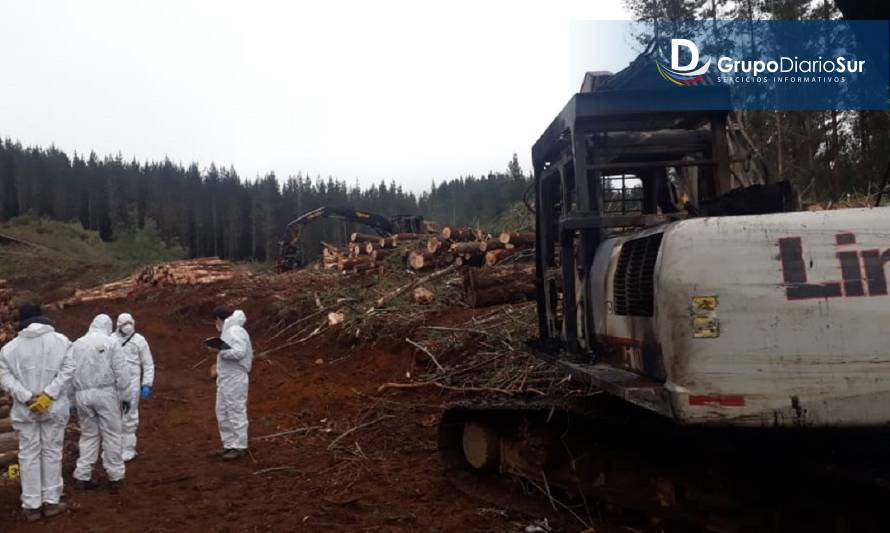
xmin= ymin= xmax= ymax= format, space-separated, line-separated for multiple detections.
xmin=120 ymin=324 xmax=134 ymax=336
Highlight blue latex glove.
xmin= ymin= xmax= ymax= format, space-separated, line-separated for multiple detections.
xmin=141 ymin=385 xmax=152 ymax=400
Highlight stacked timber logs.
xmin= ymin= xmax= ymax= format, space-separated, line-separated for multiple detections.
xmin=321 ymin=232 xmax=432 ymax=275
xmin=462 ymin=263 xmax=536 ymax=308
xmin=339 ymin=237 xmax=380 ymax=275
xmin=441 ymin=227 xmax=486 ymax=242
xmin=321 ymin=242 xmax=345 ymax=269
xmin=60 ymin=258 xmax=243 ymax=307
xmin=408 ymin=249 xmax=452 ymax=271
xmin=314 ymin=226 xmax=535 ymax=281
xmin=0 ymin=392 xmax=16 ymax=470
xmin=65 ymin=279 xmax=137 ymax=304
xmin=401 ymin=226 xmax=535 ymax=272
xmin=0 ymin=279 xmax=16 ymax=344
xmin=389 ymin=233 xmax=426 ymax=246
xmin=137 ymin=258 xmax=238 ymax=287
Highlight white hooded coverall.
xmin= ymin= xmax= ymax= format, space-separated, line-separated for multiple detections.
xmin=115 ymin=313 xmax=154 ymax=461
xmin=70 ymin=315 xmax=130 ymax=482
xmin=0 ymin=322 xmax=73 ymax=510
xmin=216 ymin=310 xmax=253 ymax=450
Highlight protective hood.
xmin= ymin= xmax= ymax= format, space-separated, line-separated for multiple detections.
xmin=18 ymin=321 xmax=55 ymax=338
xmin=116 ymin=312 xmax=135 ymax=336
xmin=222 ymin=310 xmax=247 ymax=332
xmin=89 ymin=314 xmax=113 ymax=336
xmin=116 ymin=313 xmax=134 ymax=329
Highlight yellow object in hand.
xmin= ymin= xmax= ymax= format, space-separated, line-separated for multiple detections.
xmin=7 ymin=464 xmax=19 ymax=480
xmin=28 ymin=393 xmax=53 ymax=413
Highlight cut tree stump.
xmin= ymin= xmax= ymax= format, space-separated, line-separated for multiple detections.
xmin=441 ymin=227 xmax=480 ymax=242
xmin=408 ymin=250 xmax=450 ymax=271
xmin=426 ymin=238 xmax=443 ymax=254
xmin=484 ymin=248 xmax=517 ymax=266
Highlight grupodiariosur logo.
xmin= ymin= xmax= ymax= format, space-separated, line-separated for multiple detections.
xmin=657 ymin=39 xmax=711 ymax=86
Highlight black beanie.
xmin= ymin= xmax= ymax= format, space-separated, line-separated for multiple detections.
xmin=212 ymin=306 xmax=233 ymax=321
xmin=18 ymin=304 xmax=42 ymax=322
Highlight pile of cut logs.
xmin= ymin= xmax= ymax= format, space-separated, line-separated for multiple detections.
xmin=319 ymin=228 xmax=535 ymax=277
xmin=137 ymin=258 xmax=239 ymax=287
xmin=407 ymin=228 xmax=535 ymax=271
xmin=0 ymin=392 xmax=15 ymax=471
xmin=0 ymin=279 xmax=16 ymax=465
xmin=321 ymin=232 xmax=427 ymax=274
xmin=317 ymin=227 xmax=537 ymax=308
xmin=60 ymin=258 xmax=243 ymax=307
xmin=0 ymin=279 xmax=15 ymax=344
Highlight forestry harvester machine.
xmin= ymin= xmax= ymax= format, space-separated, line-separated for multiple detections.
xmin=439 ymin=51 xmax=890 ymax=531
xmin=277 ymin=206 xmax=425 ymax=271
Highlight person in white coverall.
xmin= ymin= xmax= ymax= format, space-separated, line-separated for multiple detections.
xmin=114 ymin=313 xmax=154 ymax=461
xmin=211 ymin=307 xmax=253 ymax=460
xmin=70 ymin=314 xmax=131 ymax=491
xmin=0 ymin=304 xmax=73 ymax=522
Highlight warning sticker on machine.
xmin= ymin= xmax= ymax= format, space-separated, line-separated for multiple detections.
xmin=692 ymin=296 xmax=719 ymax=338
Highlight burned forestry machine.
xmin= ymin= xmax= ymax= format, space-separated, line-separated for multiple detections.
xmin=277 ymin=206 xmax=424 ymax=271
xmin=439 ymin=52 xmax=890 ymax=531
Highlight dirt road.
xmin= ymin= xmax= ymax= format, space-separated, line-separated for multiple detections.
xmin=0 ymin=284 xmax=572 ymax=532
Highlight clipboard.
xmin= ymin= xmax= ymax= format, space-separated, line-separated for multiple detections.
xmin=204 ymin=337 xmax=231 ymax=351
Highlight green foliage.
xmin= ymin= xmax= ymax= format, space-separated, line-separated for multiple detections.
xmin=4 ymin=213 xmax=108 ymax=262
xmin=490 ymin=202 xmax=535 ymax=234
xmin=107 ymin=219 xmax=187 ymax=263
xmin=0 ymin=215 xmax=185 ymax=303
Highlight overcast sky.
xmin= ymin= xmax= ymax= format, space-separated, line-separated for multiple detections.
xmin=0 ymin=1 xmax=631 ymax=193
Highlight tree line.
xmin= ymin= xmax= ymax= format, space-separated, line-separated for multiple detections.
xmin=0 ymin=139 xmax=531 ymax=262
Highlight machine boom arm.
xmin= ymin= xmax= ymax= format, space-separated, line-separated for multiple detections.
xmin=277 ymin=205 xmax=421 ymax=271
xmin=281 ymin=206 xmax=398 ymax=246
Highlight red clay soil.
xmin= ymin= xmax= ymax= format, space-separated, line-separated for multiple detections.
xmin=0 ymin=282 xmax=583 ymax=532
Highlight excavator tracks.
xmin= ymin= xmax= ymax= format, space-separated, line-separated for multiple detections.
xmin=438 ymin=395 xmax=890 ymax=532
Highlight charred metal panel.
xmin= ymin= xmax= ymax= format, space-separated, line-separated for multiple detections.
xmin=554 ymin=360 xmax=675 ymax=419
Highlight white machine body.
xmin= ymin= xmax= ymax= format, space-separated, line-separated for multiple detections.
xmin=589 ymin=207 xmax=890 ymax=427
